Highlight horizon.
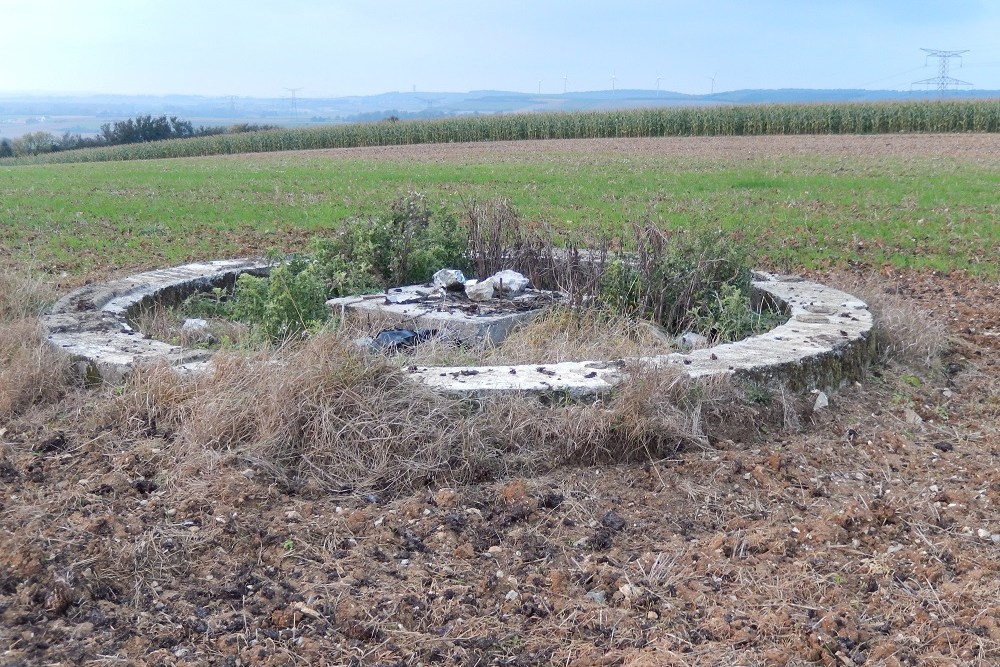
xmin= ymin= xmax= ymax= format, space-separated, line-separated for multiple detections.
xmin=1 ymin=1 xmax=998 ymax=98
xmin=4 ymin=84 xmax=1000 ymax=101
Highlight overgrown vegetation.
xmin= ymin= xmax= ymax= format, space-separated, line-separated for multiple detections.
xmin=174 ymin=194 xmax=776 ymax=346
xmin=2 ymin=100 xmax=996 ymax=164
xmin=108 ymin=334 xmax=741 ymax=493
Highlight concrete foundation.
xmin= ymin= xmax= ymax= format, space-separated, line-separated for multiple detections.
xmin=41 ymin=259 xmax=270 ymax=383
xmin=43 ymin=262 xmax=875 ymax=400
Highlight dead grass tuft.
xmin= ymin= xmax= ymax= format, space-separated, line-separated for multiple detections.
xmin=838 ymin=276 xmax=949 ymax=369
xmin=0 ymin=269 xmax=68 ymax=417
xmin=0 ymin=319 xmax=70 ymax=418
xmin=0 ymin=268 xmax=55 ymax=322
xmin=481 ymin=307 xmax=675 ymax=364
xmin=334 ymin=305 xmax=678 ymax=368
xmin=107 ymin=331 xmax=766 ymax=494
xmin=111 ymin=335 xmax=491 ymax=491
xmin=131 ymin=302 xmax=252 ymax=349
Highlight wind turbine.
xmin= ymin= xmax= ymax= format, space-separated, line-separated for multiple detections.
xmin=538 ymin=79 xmax=542 ymax=95
xmin=707 ymin=73 xmax=716 ymax=95
xmin=656 ymin=76 xmax=662 ymax=95
xmin=611 ymin=72 xmax=617 ymax=94
xmin=563 ymin=75 xmax=568 ymax=94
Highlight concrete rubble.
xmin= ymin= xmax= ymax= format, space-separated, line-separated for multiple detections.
xmin=329 ymin=271 xmax=561 ymax=345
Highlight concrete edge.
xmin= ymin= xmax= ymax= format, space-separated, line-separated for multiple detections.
xmin=41 ymin=258 xmax=271 ymax=383
xmin=406 ymin=272 xmax=875 ymax=397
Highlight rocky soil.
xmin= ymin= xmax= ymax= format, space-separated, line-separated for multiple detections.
xmin=1 ymin=268 xmax=998 ymax=666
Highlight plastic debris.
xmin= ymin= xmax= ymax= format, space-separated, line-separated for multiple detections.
xmin=370 ymin=328 xmax=437 ymax=352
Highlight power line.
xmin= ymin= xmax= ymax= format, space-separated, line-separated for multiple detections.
xmin=913 ymin=49 xmax=972 ymax=92
xmin=284 ymin=87 xmax=303 ymax=116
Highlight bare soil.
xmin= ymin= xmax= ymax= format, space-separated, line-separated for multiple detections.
xmin=0 ymin=268 xmax=998 ymax=667
xmin=294 ymin=133 xmax=1000 ymax=164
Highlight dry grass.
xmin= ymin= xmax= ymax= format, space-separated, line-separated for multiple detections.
xmin=0 ymin=268 xmax=68 ymax=417
xmin=0 ymin=268 xmax=54 ymax=321
xmin=131 ymin=302 xmax=252 ymax=349
xmin=833 ymin=275 xmax=950 ymax=370
xmin=482 ymin=307 xmax=676 ymax=364
xmin=106 ymin=329 xmax=755 ymax=495
xmin=333 ymin=305 xmax=678 ymax=368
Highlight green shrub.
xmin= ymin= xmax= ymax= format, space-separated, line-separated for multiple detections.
xmin=309 ymin=192 xmax=468 ymax=296
xmin=230 ymin=255 xmax=328 ymax=342
xmin=598 ymin=226 xmax=760 ymax=338
xmin=686 ymin=282 xmax=786 ymax=343
xmin=215 ymin=193 xmax=468 ymax=343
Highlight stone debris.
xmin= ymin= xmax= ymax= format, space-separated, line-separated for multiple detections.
xmin=489 ymin=269 xmax=530 ymax=296
xmin=385 ymin=289 xmax=431 ymax=305
xmin=432 ymin=269 xmax=466 ymax=290
xmin=678 ymin=332 xmax=710 ymax=349
xmin=464 ymin=269 xmax=530 ymax=300
xmin=464 ymin=280 xmax=495 ymax=302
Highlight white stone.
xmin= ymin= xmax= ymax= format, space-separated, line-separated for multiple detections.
xmin=432 ymin=269 xmax=466 ymax=290
xmin=679 ymin=332 xmax=710 ymax=349
xmin=465 ymin=280 xmax=495 ymax=302
xmin=181 ymin=318 xmax=208 ymax=331
xmin=489 ymin=269 xmax=530 ymax=296
xmin=813 ymin=391 xmax=829 ymax=411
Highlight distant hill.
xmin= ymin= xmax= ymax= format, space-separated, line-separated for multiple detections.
xmin=1 ymin=88 xmax=997 ymax=139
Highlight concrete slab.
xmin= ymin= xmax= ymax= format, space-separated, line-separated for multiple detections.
xmin=328 ymin=284 xmax=565 ymax=345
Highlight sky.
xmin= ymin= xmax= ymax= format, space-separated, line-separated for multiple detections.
xmin=2 ymin=0 xmax=999 ymax=98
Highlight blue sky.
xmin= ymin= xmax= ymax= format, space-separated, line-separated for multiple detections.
xmin=2 ymin=0 xmax=998 ymax=97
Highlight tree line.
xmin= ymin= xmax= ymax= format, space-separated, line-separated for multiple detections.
xmin=0 ymin=115 xmax=278 ymax=157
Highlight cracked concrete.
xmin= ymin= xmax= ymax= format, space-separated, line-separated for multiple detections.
xmin=405 ymin=273 xmax=875 ymax=397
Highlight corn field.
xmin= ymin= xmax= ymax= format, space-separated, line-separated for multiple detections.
xmin=3 ymin=100 xmax=998 ymax=165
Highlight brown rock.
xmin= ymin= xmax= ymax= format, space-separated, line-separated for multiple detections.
xmin=453 ymin=542 xmax=475 ymax=559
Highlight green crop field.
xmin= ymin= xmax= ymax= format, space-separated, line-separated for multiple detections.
xmin=1 ymin=135 xmax=997 ymax=283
